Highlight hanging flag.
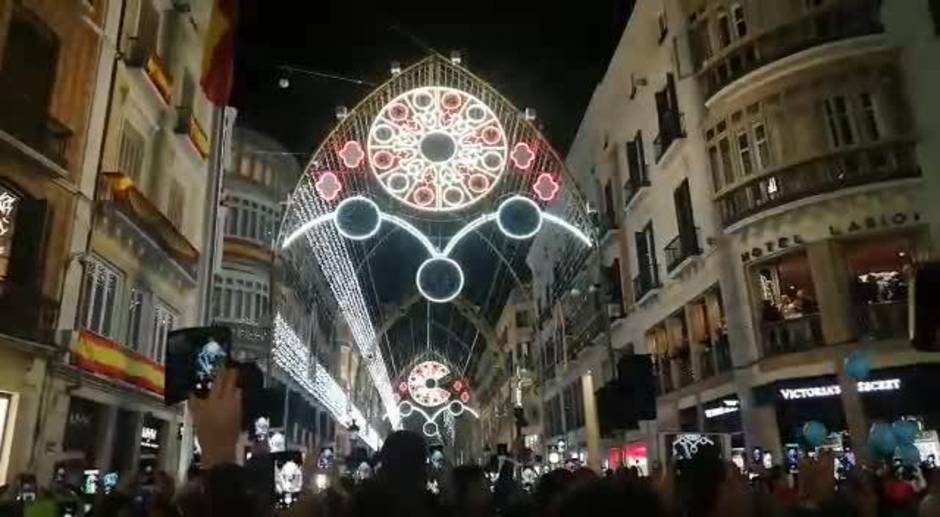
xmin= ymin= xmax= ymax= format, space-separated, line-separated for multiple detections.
xmin=200 ymin=0 xmax=236 ymax=105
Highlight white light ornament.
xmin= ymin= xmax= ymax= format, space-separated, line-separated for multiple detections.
xmin=368 ymin=86 xmax=508 ymax=212
xmin=396 ymin=399 xmax=479 ymax=439
xmin=282 ymin=195 xmax=592 ymax=303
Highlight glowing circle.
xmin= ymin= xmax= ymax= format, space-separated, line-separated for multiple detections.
xmin=420 ymin=133 xmax=457 ymax=162
xmin=497 ymin=196 xmax=543 ymax=240
xmin=448 ymin=400 xmax=465 ymax=416
xmin=416 ymin=257 xmax=464 ymax=303
xmin=367 ymin=86 xmax=507 ymax=211
xmin=334 ymin=196 xmax=381 ymax=240
xmin=407 ymin=361 xmax=452 ymax=407
xmin=399 ymin=401 xmax=415 ymax=417
xmin=423 ymin=421 xmax=439 ymax=437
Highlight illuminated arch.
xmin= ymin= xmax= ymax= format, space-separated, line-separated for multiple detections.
xmin=274 ymin=54 xmax=597 ymax=436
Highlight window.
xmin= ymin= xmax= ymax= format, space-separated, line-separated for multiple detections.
xmin=626 ymin=131 xmax=648 ymax=188
xmin=718 ymin=136 xmax=735 ymax=185
xmin=930 ymin=0 xmax=940 ymax=35
xmin=179 ymin=70 xmax=196 ymax=112
xmin=166 ymin=180 xmax=184 ymax=230
xmin=753 ymin=123 xmax=772 ymax=170
xmin=126 ymin=288 xmax=146 ymax=351
xmin=135 ymin=0 xmax=161 ymax=57
xmin=82 ymin=259 xmax=122 ymax=338
xmin=708 ymin=145 xmax=722 ymax=191
xmin=0 ymin=186 xmax=21 ymax=279
xmin=118 ymin=121 xmax=145 ymax=182
xmin=824 ymin=95 xmax=855 ymax=148
xmin=674 ymin=179 xmax=697 ymax=252
xmin=715 ymin=11 xmax=732 ymax=48
xmin=150 ymin=302 xmax=175 ymax=363
xmin=736 ymin=130 xmax=754 ymax=176
xmin=858 ymin=93 xmax=880 ymax=142
xmin=224 ymin=195 xmax=278 ymax=244
xmin=657 ymin=10 xmax=668 ymax=43
xmin=654 ymin=74 xmax=682 ymax=159
xmin=731 ymin=4 xmax=747 ymax=37
xmin=635 ymin=222 xmax=659 ymax=287
xmin=212 ymin=271 xmax=270 ymax=322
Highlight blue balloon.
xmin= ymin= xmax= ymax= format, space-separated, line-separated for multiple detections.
xmin=869 ymin=422 xmax=898 ymax=458
xmin=844 ymin=350 xmax=872 ymax=381
xmin=892 ymin=420 xmax=919 ymax=445
xmin=897 ymin=443 xmax=921 ymax=467
xmin=802 ymin=421 xmax=828 ymax=448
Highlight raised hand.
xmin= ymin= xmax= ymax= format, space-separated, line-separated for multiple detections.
xmin=189 ymin=366 xmax=242 ymax=468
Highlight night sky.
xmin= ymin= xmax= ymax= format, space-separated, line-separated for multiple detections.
xmin=232 ymin=0 xmax=634 ymax=156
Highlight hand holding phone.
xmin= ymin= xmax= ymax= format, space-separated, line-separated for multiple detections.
xmin=188 ymin=366 xmax=242 ymax=468
xmin=165 ymin=327 xmax=232 ymax=405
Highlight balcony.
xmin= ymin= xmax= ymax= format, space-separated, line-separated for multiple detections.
xmin=654 ymin=111 xmax=686 ymax=163
xmin=699 ymin=346 xmax=716 ymax=380
xmin=100 ymin=172 xmax=199 ymax=280
xmin=125 ymin=38 xmax=173 ymax=105
xmin=760 ymin=313 xmax=824 ymax=358
xmin=174 ymin=107 xmax=210 ymax=160
xmin=664 ymin=229 xmax=702 ymax=274
xmin=673 ymin=352 xmax=694 ymax=389
xmin=0 ymin=90 xmax=73 ymax=169
xmin=0 ymin=280 xmax=58 ymax=345
xmin=695 ymin=0 xmax=884 ymax=100
xmin=717 ymin=140 xmax=919 ymax=228
xmin=853 ymin=300 xmax=907 ymax=341
xmin=633 ymin=273 xmax=661 ymax=303
xmin=715 ymin=332 xmax=733 ymax=372
xmin=623 ymin=168 xmax=650 ymax=210
xmin=655 ymin=358 xmax=674 ymax=395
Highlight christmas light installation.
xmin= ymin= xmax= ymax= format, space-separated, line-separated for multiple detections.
xmin=273 ymin=314 xmax=382 ymax=450
xmin=281 ymin=195 xmax=592 ymax=303
xmin=315 ymin=172 xmax=343 ymax=201
xmin=367 ymin=86 xmax=508 ymax=212
xmin=393 ymin=359 xmax=478 ymax=439
xmin=509 ymin=143 xmax=535 ymax=170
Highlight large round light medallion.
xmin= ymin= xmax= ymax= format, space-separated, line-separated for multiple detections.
xmin=367 ymin=87 xmax=508 ymax=212
xmin=407 ymin=360 xmax=452 ymax=407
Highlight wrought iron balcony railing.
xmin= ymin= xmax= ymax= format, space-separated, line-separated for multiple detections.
xmin=694 ymin=0 xmax=884 ymax=100
xmin=664 ymin=228 xmax=702 ymax=273
xmin=0 ymin=89 xmax=73 ymax=168
xmin=717 ymin=140 xmax=919 ymax=227
xmin=760 ymin=313 xmax=824 ymax=358
xmin=633 ymin=273 xmax=661 ymax=302
xmin=853 ymin=300 xmax=907 ymax=341
xmin=654 ymin=111 xmax=686 ymax=163
xmin=624 ymin=166 xmax=651 ymax=209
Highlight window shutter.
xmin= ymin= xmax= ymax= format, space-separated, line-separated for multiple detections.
xmin=626 ymin=141 xmax=639 ymax=184
xmin=635 ymin=231 xmax=650 ymax=284
xmin=674 ymin=180 xmax=697 ymax=252
xmin=9 ymin=197 xmax=47 ymax=288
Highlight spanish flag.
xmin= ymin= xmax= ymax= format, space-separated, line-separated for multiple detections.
xmin=200 ymin=0 xmax=236 ymax=105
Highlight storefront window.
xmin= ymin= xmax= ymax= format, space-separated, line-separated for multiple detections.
xmin=62 ymin=397 xmax=103 ymax=466
xmin=0 ymin=186 xmax=20 ymax=279
xmin=844 ymin=233 xmax=915 ymax=340
xmin=752 ymin=252 xmax=823 ymax=357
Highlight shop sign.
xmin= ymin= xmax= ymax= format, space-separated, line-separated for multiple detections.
xmin=740 ymin=235 xmax=804 ymax=263
xmin=704 ymin=399 xmax=740 ymax=419
xmin=141 ymin=425 xmax=159 ymax=450
xmin=829 ymin=212 xmax=921 ymax=236
xmin=779 ymin=378 xmax=901 ymax=400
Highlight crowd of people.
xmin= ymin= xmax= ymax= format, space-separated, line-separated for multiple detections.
xmin=3 ymin=366 xmax=940 ymax=517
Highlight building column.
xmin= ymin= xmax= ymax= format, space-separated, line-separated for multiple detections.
xmin=836 ymin=356 xmax=870 ymax=463
xmin=738 ymin=390 xmax=782 ymax=460
xmin=580 ymin=372 xmax=601 ymax=472
xmin=94 ymin=405 xmax=119 ymax=472
xmin=806 ymin=240 xmax=854 ymax=345
xmin=158 ymin=415 xmax=179 ymax=474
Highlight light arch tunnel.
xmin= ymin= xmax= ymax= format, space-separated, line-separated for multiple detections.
xmin=270 ymin=54 xmax=597 ymax=446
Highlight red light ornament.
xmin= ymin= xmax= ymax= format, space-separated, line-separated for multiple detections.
xmin=532 ymin=173 xmax=560 ymax=201
xmin=338 ymin=140 xmax=365 ymax=169
xmin=315 ymin=172 xmax=342 ymax=201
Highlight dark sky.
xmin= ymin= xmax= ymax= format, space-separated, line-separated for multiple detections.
xmin=231 ymin=0 xmax=633 ymax=156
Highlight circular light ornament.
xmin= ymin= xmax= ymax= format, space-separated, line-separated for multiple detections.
xmin=497 ymin=196 xmax=543 ymax=240
xmin=399 ymin=401 xmax=415 ymax=417
xmin=416 ymin=257 xmax=464 ymax=303
xmin=448 ymin=400 xmax=465 ymax=417
xmin=407 ymin=360 xmax=452 ymax=407
xmin=367 ymin=86 xmax=508 ymax=212
xmin=423 ymin=421 xmax=440 ymax=437
xmin=334 ymin=196 xmax=381 ymax=240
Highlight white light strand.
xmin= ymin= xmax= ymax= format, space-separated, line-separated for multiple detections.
xmin=273 ymin=314 xmax=382 ymax=450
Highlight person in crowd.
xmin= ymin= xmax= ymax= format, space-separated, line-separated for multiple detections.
xmin=794 ymin=290 xmax=817 ymax=314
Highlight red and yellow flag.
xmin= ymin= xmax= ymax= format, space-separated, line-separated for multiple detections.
xmin=200 ymin=0 xmax=236 ymax=105
xmin=72 ymin=330 xmax=165 ymax=396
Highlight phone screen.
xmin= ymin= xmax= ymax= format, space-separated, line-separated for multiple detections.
xmin=273 ymin=451 xmax=304 ymax=508
xmin=165 ymin=327 xmax=231 ymax=405
xmin=103 ymin=472 xmax=119 ymax=494
xmin=317 ymin=447 xmax=334 ymax=470
xmin=83 ymin=469 xmax=100 ymax=495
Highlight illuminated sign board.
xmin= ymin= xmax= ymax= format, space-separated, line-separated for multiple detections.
xmin=779 ymin=379 xmax=901 ymax=400
xmin=704 ymin=399 xmax=740 ymax=419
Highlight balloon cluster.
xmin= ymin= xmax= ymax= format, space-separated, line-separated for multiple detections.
xmin=870 ymin=420 xmax=921 ymax=466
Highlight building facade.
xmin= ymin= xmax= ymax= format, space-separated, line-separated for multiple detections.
xmin=531 ymin=0 xmax=940 ymax=470
xmin=27 ymin=0 xmax=219 ymax=483
xmin=0 ymin=0 xmax=113 ymax=484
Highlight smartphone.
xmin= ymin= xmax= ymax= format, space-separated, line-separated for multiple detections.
xmin=103 ymin=472 xmax=119 ymax=494
xmin=273 ymin=451 xmax=304 ymax=508
xmin=429 ymin=446 xmax=445 ymax=470
xmin=82 ymin=469 xmax=100 ymax=495
xmin=751 ymin=447 xmax=763 ymax=465
xmin=165 ymin=326 xmax=232 ymax=405
xmin=17 ymin=473 xmax=37 ymax=502
xmin=317 ymin=447 xmax=335 ymax=470
xmin=139 ymin=459 xmax=156 ymax=488
xmin=785 ymin=445 xmax=801 ymax=473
